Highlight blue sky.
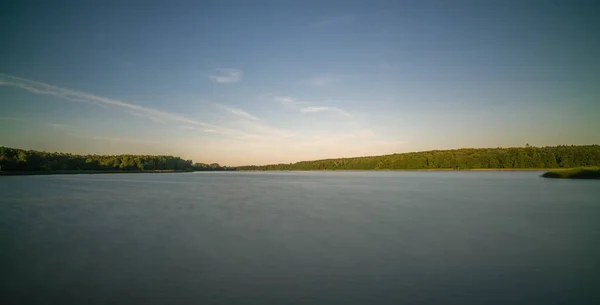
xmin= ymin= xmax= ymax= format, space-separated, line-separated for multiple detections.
xmin=1 ymin=0 xmax=599 ymax=165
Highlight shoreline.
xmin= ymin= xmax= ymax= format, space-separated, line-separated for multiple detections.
xmin=0 ymin=168 xmax=583 ymax=176
xmin=541 ymin=167 xmax=600 ymax=179
xmin=236 ymin=168 xmax=562 ymax=172
xmin=0 ymin=170 xmax=195 ymax=176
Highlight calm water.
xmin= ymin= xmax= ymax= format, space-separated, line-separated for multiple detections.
xmin=1 ymin=171 xmax=599 ymax=304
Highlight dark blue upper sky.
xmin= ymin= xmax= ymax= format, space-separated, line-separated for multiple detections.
xmin=1 ymin=0 xmax=599 ymax=164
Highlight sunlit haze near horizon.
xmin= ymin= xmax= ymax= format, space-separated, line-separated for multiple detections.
xmin=1 ymin=1 xmax=599 ymax=166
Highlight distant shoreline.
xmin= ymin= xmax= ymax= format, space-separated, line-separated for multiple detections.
xmin=235 ymin=145 xmax=600 ymax=171
xmin=236 ymin=168 xmax=561 ymax=172
xmin=0 ymin=170 xmax=195 ymax=176
xmin=4 ymin=145 xmax=599 ymax=173
xmin=0 ymin=168 xmax=565 ymax=176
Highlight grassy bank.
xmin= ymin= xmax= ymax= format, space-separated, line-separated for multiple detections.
xmin=0 ymin=169 xmax=194 ymax=176
xmin=541 ymin=167 xmax=600 ymax=179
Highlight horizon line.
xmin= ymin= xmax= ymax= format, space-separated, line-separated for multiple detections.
xmin=2 ymin=144 xmax=598 ymax=167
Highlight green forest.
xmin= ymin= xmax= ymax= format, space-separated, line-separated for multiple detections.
xmin=237 ymin=145 xmax=600 ymax=171
xmin=2 ymin=145 xmax=600 ymax=173
xmin=0 ymin=147 xmax=230 ymax=172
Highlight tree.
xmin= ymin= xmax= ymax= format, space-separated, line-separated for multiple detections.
xmin=236 ymin=145 xmax=600 ymax=171
xmin=0 ymin=146 xmax=226 ymax=172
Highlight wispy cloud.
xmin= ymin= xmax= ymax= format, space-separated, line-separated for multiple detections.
xmin=303 ymin=75 xmax=339 ymax=86
xmin=47 ymin=123 xmax=69 ymax=130
xmin=0 ymin=73 xmax=269 ymax=142
xmin=124 ymin=110 xmax=166 ymax=123
xmin=275 ymin=96 xmax=353 ymax=118
xmin=214 ymin=104 xmax=302 ymax=141
xmin=300 ymin=106 xmax=352 ymax=117
xmin=178 ymin=124 xmax=250 ymax=138
xmin=209 ymin=68 xmax=243 ymax=83
xmin=216 ymin=104 xmax=258 ymax=120
xmin=0 ymin=73 xmax=213 ymax=128
xmin=1 ymin=74 xmax=403 ymax=165
xmin=300 ymin=106 xmax=329 ymax=113
xmin=275 ymin=97 xmax=308 ymax=106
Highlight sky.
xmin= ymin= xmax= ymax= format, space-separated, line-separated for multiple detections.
xmin=1 ymin=0 xmax=599 ymax=166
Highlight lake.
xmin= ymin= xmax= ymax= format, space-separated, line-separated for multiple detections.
xmin=1 ymin=171 xmax=599 ymax=304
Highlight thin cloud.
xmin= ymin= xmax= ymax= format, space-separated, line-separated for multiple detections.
xmin=0 ymin=73 xmax=265 ymax=142
xmin=275 ymin=97 xmax=308 ymax=106
xmin=303 ymin=75 xmax=338 ymax=86
xmin=276 ymin=96 xmax=353 ymax=118
xmin=209 ymin=68 xmax=243 ymax=83
xmin=300 ymin=106 xmax=329 ymax=113
xmin=303 ymin=73 xmax=359 ymax=87
xmin=216 ymin=104 xmax=258 ymax=120
xmin=1 ymin=74 xmax=400 ymax=162
xmin=178 ymin=124 xmax=251 ymax=138
xmin=300 ymin=106 xmax=352 ymax=117
xmin=0 ymin=73 xmax=213 ymax=128
xmin=123 ymin=110 xmax=166 ymax=123
xmin=47 ymin=123 xmax=69 ymax=130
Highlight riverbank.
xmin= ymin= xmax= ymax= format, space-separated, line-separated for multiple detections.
xmin=0 ymin=170 xmax=195 ymax=176
xmin=2 ymin=168 xmax=593 ymax=176
xmin=541 ymin=167 xmax=600 ymax=179
xmin=237 ymin=168 xmax=562 ymax=172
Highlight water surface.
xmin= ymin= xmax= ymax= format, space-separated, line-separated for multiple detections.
xmin=1 ymin=171 xmax=599 ymax=304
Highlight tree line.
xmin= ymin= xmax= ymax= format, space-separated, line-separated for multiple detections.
xmin=237 ymin=145 xmax=600 ymax=171
xmin=3 ymin=145 xmax=599 ymax=173
xmin=0 ymin=147 xmax=231 ymax=172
